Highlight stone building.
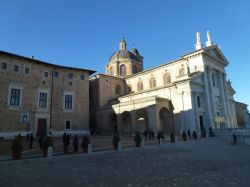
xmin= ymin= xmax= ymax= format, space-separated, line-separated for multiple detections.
xmin=0 ymin=51 xmax=95 ymax=138
xmin=235 ymin=101 xmax=250 ymax=127
xmin=90 ymin=32 xmax=238 ymax=136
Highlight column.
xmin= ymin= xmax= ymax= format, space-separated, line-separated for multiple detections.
xmin=219 ymin=72 xmax=229 ymax=127
xmin=203 ymin=66 xmax=214 ymax=127
xmin=191 ymin=91 xmax=200 ymax=131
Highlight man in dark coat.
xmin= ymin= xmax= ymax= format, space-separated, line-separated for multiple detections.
xmin=29 ymin=133 xmax=34 ymax=149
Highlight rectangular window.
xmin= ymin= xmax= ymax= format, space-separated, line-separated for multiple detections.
xmin=39 ymin=93 xmax=47 ymax=108
xmin=10 ymin=89 xmax=20 ymax=106
xmin=44 ymin=72 xmax=48 ymax=78
xmin=65 ymin=120 xmax=71 ymax=130
xmin=2 ymin=63 xmax=7 ymax=69
xmin=54 ymin=71 xmax=59 ymax=77
xmin=68 ymin=73 xmax=73 ymax=79
xmin=197 ymin=96 xmax=201 ymax=108
xmin=14 ymin=65 xmax=19 ymax=72
xmin=80 ymin=75 xmax=85 ymax=80
xmin=65 ymin=95 xmax=72 ymax=109
xmin=25 ymin=67 xmax=29 ymax=74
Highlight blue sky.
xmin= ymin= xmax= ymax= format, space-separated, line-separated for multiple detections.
xmin=0 ymin=0 xmax=249 ymax=108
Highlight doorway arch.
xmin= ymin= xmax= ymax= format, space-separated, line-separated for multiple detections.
xmin=159 ymin=107 xmax=172 ymax=135
xmin=135 ymin=109 xmax=148 ymax=133
xmin=121 ymin=111 xmax=132 ymax=135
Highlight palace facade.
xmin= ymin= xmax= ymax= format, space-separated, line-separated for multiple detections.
xmin=0 ymin=51 xmax=94 ymax=137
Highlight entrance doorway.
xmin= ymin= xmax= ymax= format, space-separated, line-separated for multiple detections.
xmin=37 ymin=118 xmax=47 ymax=136
xmin=199 ymin=115 xmax=204 ymax=130
xmin=121 ymin=111 xmax=132 ymax=135
xmin=159 ymin=107 xmax=172 ymax=135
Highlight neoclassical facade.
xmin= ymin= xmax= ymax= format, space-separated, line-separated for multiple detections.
xmin=90 ymin=32 xmax=238 ymax=136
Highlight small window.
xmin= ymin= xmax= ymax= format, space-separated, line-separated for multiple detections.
xmin=54 ymin=71 xmax=59 ymax=77
xmin=39 ymin=93 xmax=47 ymax=108
xmin=44 ymin=72 xmax=48 ymax=78
xmin=120 ymin=64 xmax=126 ymax=77
xmin=69 ymin=82 xmax=72 ymax=86
xmin=197 ymin=96 xmax=201 ymax=108
xmin=25 ymin=67 xmax=29 ymax=74
xmin=149 ymin=77 xmax=156 ymax=89
xmin=137 ymin=81 xmax=143 ymax=92
xmin=14 ymin=65 xmax=19 ymax=72
xmin=65 ymin=120 xmax=71 ymax=130
xmin=10 ymin=89 xmax=20 ymax=106
xmin=110 ymin=67 xmax=114 ymax=76
xmin=65 ymin=95 xmax=73 ymax=109
xmin=132 ymin=65 xmax=137 ymax=74
xmin=68 ymin=73 xmax=73 ymax=79
xmin=179 ymin=67 xmax=185 ymax=76
xmin=163 ymin=73 xmax=171 ymax=85
xmin=42 ymin=81 xmax=46 ymax=85
xmin=80 ymin=75 xmax=85 ymax=80
xmin=2 ymin=63 xmax=7 ymax=69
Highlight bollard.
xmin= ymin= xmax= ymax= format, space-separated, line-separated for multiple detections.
xmin=47 ymin=146 xmax=53 ymax=159
xmin=88 ymin=144 xmax=92 ymax=154
xmin=141 ymin=139 xmax=145 ymax=147
xmin=160 ymin=138 xmax=163 ymax=145
xmin=118 ymin=142 xmax=122 ymax=151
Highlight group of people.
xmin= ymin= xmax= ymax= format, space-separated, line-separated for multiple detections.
xmin=143 ymin=129 xmax=155 ymax=140
xmin=63 ymin=133 xmax=79 ymax=153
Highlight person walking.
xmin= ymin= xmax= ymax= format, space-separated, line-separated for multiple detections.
xmin=63 ymin=132 xmax=67 ymax=153
xmin=29 ymin=133 xmax=34 ymax=149
xmin=144 ymin=129 xmax=148 ymax=140
xmin=38 ymin=135 xmax=43 ymax=149
xmin=72 ymin=135 xmax=79 ymax=152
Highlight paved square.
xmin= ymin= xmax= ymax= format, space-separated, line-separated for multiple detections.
xmin=1 ymin=137 xmax=250 ymax=187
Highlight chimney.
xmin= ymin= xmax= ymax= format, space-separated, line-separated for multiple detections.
xmin=195 ymin=32 xmax=203 ymax=50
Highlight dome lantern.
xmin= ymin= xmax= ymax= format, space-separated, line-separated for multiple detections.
xmin=119 ymin=37 xmax=127 ymax=50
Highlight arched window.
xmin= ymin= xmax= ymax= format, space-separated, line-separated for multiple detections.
xmin=149 ymin=77 xmax=156 ymax=89
xmin=132 ymin=65 xmax=137 ymax=74
xmin=110 ymin=67 xmax=114 ymax=76
xmin=179 ymin=67 xmax=185 ymax=76
xmin=120 ymin=64 xmax=126 ymax=77
xmin=115 ymin=85 xmax=121 ymax=95
xmin=163 ymin=73 xmax=171 ymax=85
xmin=137 ymin=81 xmax=143 ymax=92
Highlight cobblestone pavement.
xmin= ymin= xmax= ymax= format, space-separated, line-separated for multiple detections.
xmin=0 ymin=137 xmax=250 ymax=187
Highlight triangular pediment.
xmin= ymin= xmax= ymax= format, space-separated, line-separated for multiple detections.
xmin=203 ymin=46 xmax=229 ymax=65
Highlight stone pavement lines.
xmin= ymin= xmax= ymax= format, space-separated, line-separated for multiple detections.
xmin=1 ymin=137 xmax=250 ymax=187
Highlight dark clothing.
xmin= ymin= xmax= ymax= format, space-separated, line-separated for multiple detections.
xmin=29 ymin=134 xmax=34 ymax=149
xmin=38 ymin=135 xmax=43 ymax=148
xmin=72 ymin=135 xmax=79 ymax=152
xmin=232 ymin=134 xmax=237 ymax=144
xmin=187 ymin=130 xmax=191 ymax=139
xmin=144 ymin=130 xmax=148 ymax=140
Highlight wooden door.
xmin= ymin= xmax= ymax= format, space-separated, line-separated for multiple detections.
xmin=37 ymin=118 xmax=47 ymax=136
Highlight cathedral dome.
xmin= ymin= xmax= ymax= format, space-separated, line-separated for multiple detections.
xmin=109 ymin=50 xmax=140 ymax=62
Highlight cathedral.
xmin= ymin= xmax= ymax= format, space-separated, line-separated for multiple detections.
xmin=89 ymin=31 xmax=238 ymax=136
xmin=0 ymin=32 xmax=239 ymax=138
